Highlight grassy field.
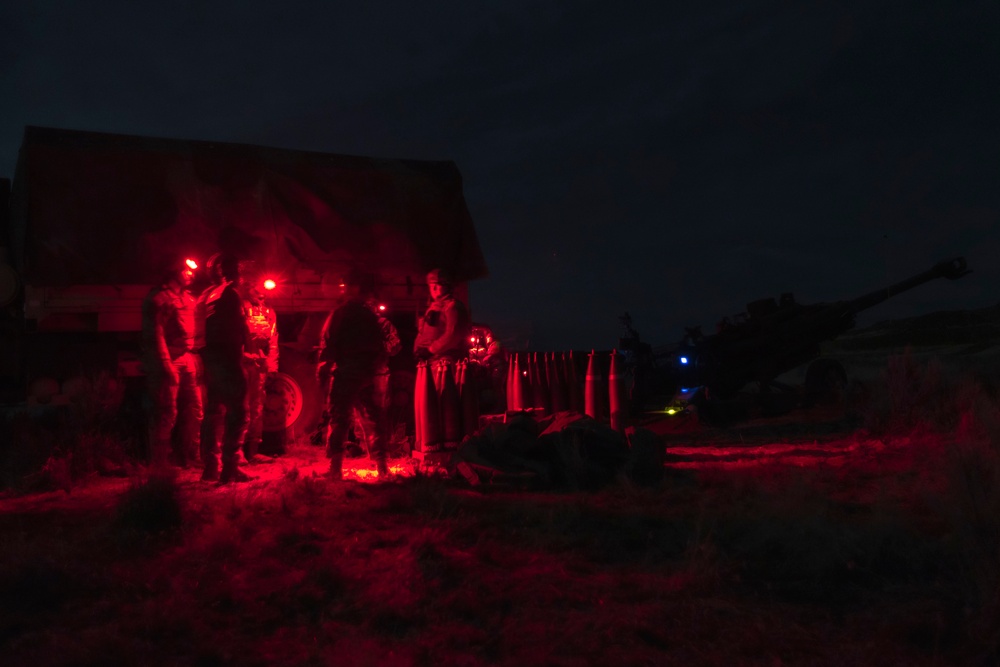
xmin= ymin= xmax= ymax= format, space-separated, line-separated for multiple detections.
xmin=1 ymin=352 xmax=999 ymax=666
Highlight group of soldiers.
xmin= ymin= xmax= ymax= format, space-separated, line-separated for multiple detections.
xmin=141 ymin=253 xmax=278 ymax=484
xmin=141 ymin=253 xmax=470 ymax=484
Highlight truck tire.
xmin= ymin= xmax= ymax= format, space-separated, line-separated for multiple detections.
xmin=264 ymin=350 xmax=324 ymax=441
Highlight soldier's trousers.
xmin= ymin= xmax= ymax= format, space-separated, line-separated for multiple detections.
xmin=146 ymin=352 xmax=202 ymax=467
xmin=243 ymin=360 xmax=267 ymax=458
xmin=327 ymin=370 xmax=385 ymax=463
xmin=201 ymin=362 xmax=249 ymax=472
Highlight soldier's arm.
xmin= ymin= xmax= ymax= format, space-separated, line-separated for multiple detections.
xmin=322 ymin=308 xmax=346 ymax=363
xmin=381 ymin=317 xmax=401 ymax=357
xmin=413 ymin=312 xmax=427 ymax=353
xmin=266 ymin=312 xmax=279 ymax=373
xmin=429 ymin=301 xmax=467 ymax=356
xmin=154 ymin=298 xmax=179 ymax=383
xmin=222 ymin=288 xmax=249 ymax=352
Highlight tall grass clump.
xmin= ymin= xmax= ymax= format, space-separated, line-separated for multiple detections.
xmin=1 ymin=372 xmax=131 ymax=492
xmin=402 ymin=470 xmax=463 ymax=519
xmin=862 ymin=352 xmax=1000 ymax=659
xmin=65 ymin=371 xmax=131 ymax=475
xmin=945 ymin=389 xmax=1000 ymax=660
xmin=692 ymin=458 xmax=963 ymax=638
xmin=1 ymin=407 xmax=79 ymax=491
xmin=861 ymin=350 xmax=965 ymax=435
xmin=112 ymin=472 xmax=184 ymax=539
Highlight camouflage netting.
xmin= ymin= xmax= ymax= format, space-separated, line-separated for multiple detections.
xmin=9 ymin=126 xmax=488 ymax=285
xmin=449 ymin=411 xmax=665 ymax=490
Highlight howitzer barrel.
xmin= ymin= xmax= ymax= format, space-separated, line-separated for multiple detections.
xmin=653 ymin=256 xmax=972 ymax=407
xmin=848 ymin=257 xmax=968 ymax=314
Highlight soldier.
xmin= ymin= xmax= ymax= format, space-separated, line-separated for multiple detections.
xmin=413 ymin=268 xmax=471 ymax=450
xmin=238 ymin=261 xmax=278 ymax=462
xmin=365 ymin=283 xmax=401 ymax=454
xmin=413 ymin=268 xmax=471 ymax=363
xmin=322 ymin=269 xmax=392 ymax=480
xmin=141 ymin=256 xmax=203 ymax=468
xmin=468 ymin=323 xmax=507 ymax=414
xmin=194 ymin=253 xmax=226 ymax=465
xmin=313 ymin=275 xmax=400 ymax=456
xmin=199 ymin=253 xmax=253 ymax=484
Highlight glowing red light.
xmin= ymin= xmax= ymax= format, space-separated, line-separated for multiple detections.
xmin=185 ymin=258 xmax=198 ymax=270
xmin=263 ymin=278 xmax=277 ymax=290
xmin=378 ymin=304 xmax=386 ymax=312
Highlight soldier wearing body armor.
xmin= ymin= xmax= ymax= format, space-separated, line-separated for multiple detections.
xmin=198 ymin=253 xmax=252 ymax=484
xmin=413 ymin=268 xmax=471 ymax=363
xmin=321 ymin=270 xmax=392 ymax=480
xmin=141 ymin=257 xmax=203 ymax=468
xmin=238 ymin=261 xmax=278 ymax=461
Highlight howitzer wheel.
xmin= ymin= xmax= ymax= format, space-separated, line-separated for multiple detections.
xmin=804 ymin=358 xmax=848 ymax=404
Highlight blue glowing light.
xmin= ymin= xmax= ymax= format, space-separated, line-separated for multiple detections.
xmin=679 ymin=356 xmax=689 ymax=365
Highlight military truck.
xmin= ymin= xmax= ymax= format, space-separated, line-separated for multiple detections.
xmin=0 ymin=126 xmax=488 ymax=440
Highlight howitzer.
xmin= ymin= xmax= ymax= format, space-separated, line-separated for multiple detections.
xmin=623 ymin=257 xmax=970 ymax=409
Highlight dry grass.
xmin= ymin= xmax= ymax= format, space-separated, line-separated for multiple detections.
xmin=2 ymin=356 xmax=1000 ymax=665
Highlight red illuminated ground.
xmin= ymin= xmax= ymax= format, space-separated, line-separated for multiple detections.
xmin=1 ymin=388 xmax=997 ymax=665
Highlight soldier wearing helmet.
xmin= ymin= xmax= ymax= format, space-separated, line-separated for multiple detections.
xmin=413 ymin=268 xmax=471 ymax=363
xmin=237 ymin=260 xmax=278 ymax=461
xmin=141 ymin=255 xmax=203 ymax=468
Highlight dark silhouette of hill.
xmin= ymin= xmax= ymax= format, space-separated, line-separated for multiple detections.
xmin=834 ymin=305 xmax=1000 ymax=351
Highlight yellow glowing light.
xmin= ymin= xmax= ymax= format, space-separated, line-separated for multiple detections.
xmin=666 ymin=408 xmax=677 ymax=415
xmin=185 ymin=258 xmax=198 ymax=270
xmin=352 ymin=465 xmax=405 ymax=480
xmin=263 ymin=278 xmax=277 ymax=290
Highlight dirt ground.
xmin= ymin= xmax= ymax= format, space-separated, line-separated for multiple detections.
xmin=0 ymin=399 xmax=865 ymax=516
xmin=2 ymin=396 xmax=998 ymax=666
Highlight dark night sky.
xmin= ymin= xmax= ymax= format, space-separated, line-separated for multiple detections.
xmin=2 ymin=0 xmax=999 ymax=350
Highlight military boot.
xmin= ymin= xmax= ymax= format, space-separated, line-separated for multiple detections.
xmin=200 ymin=452 xmax=221 ymax=482
xmin=218 ymin=464 xmax=253 ymax=484
xmin=200 ymin=465 xmax=220 ymax=482
xmin=327 ymin=451 xmax=344 ymax=481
